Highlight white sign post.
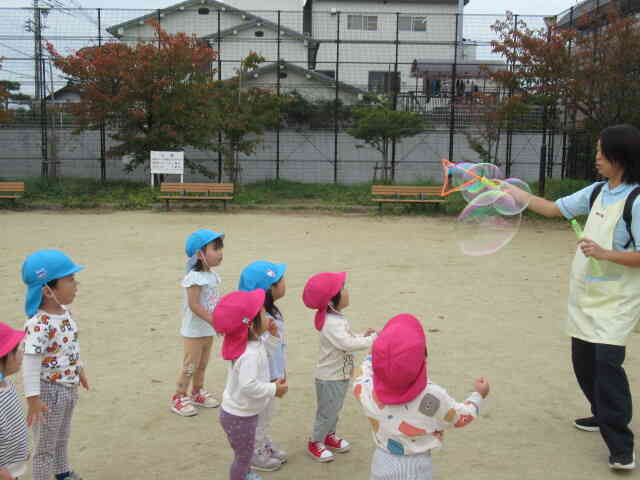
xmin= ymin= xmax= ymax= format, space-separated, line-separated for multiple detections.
xmin=150 ymin=151 xmax=184 ymax=187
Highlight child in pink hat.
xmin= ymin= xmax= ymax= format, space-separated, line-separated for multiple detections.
xmin=302 ymin=272 xmax=377 ymax=462
xmin=353 ymin=314 xmax=490 ymax=480
xmin=0 ymin=322 xmax=28 ymax=480
xmin=213 ymin=290 xmax=289 ymax=480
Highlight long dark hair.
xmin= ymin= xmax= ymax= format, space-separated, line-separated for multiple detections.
xmin=248 ymin=309 xmax=263 ymax=340
xmin=600 ymin=124 xmax=640 ymax=184
xmin=264 ymin=283 xmax=282 ymax=318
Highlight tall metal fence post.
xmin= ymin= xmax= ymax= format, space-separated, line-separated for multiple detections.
xmin=333 ymin=12 xmax=340 ymax=184
xmin=505 ymin=14 xmax=518 ymax=178
xmin=448 ymin=13 xmax=460 ymax=162
xmin=560 ymin=7 xmax=574 ymax=179
xmin=276 ymin=11 xmax=281 ymax=181
xmin=98 ymin=8 xmax=107 ymax=182
xmin=217 ymin=8 xmax=223 ymax=182
xmin=36 ymin=6 xmax=48 ymax=178
xmin=390 ymin=12 xmax=400 ymax=182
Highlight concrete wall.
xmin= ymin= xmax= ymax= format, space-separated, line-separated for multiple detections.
xmin=0 ymin=127 xmax=564 ymax=185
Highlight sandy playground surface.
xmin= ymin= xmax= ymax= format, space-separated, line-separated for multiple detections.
xmin=1 ymin=210 xmax=639 ymax=480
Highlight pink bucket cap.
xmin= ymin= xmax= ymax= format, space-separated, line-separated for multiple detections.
xmin=212 ymin=289 xmax=266 ymax=360
xmin=302 ymin=272 xmax=347 ymax=331
xmin=372 ymin=314 xmax=428 ymax=405
xmin=0 ymin=323 xmax=25 ymax=358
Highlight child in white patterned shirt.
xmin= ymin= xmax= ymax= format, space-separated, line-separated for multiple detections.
xmin=21 ymin=249 xmax=87 ymax=480
xmin=353 ymin=313 xmax=490 ymax=480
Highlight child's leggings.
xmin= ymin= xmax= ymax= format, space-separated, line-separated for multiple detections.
xmin=32 ymin=381 xmax=78 ymax=480
xmin=220 ymin=408 xmax=258 ymax=480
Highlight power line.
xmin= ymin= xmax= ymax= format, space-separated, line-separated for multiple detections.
xmin=0 ymin=41 xmax=32 ymax=58
xmin=0 ymin=67 xmax=36 ymax=79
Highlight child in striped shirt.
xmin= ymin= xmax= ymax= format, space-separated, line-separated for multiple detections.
xmin=0 ymin=322 xmax=28 ymax=480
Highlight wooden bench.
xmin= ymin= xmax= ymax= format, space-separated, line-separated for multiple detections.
xmin=159 ymin=182 xmax=234 ymax=210
xmin=0 ymin=182 xmax=25 ymax=203
xmin=371 ymin=185 xmax=445 ymax=212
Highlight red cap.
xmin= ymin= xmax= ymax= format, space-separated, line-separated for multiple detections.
xmin=0 ymin=323 xmax=25 ymax=358
xmin=372 ymin=314 xmax=428 ymax=405
xmin=212 ymin=290 xmax=266 ymax=360
xmin=302 ymin=272 xmax=347 ymax=331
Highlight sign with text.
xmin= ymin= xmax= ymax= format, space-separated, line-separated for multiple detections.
xmin=150 ymin=151 xmax=184 ymax=175
xmin=150 ymin=151 xmax=184 ymax=187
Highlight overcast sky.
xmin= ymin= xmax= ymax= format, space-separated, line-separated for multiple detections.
xmin=2 ymin=0 xmax=581 ymax=16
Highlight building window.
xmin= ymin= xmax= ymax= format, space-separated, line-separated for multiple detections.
xmin=399 ymin=15 xmax=427 ymax=32
xmin=316 ymin=70 xmax=335 ymax=79
xmin=347 ymin=14 xmax=378 ymax=31
xmin=368 ymin=71 xmax=401 ymax=93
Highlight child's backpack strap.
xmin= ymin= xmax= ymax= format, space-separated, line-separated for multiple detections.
xmin=588 ymin=181 xmax=606 ymax=210
xmin=623 ymin=186 xmax=640 ymax=249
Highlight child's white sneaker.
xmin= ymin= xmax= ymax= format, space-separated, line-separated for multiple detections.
xmin=266 ymin=440 xmax=288 ymax=463
xmin=191 ymin=388 xmax=220 ymax=408
xmin=171 ymin=394 xmax=198 ymax=417
xmin=250 ymin=450 xmax=282 ymax=472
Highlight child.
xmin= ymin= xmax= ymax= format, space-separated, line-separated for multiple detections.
xmin=172 ymin=229 xmax=224 ymax=417
xmin=302 ymin=271 xmax=377 ymax=462
xmin=0 ymin=323 xmax=28 ymax=480
xmin=353 ymin=314 xmax=490 ymax=480
xmin=238 ymin=261 xmax=288 ymax=471
xmin=21 ymin=249 xmax=87 ymax=480
xmin=213 ymin=290 xmax=289 ymax=480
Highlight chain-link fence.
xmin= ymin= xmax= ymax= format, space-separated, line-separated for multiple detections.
xmin=0 ymin=4 xmax=601 ymax=184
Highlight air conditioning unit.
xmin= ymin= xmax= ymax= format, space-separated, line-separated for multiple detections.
xmin=330 ymin=7 xmax=337 ymax=14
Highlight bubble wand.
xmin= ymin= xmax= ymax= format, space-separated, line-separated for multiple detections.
xmin=440 ymin=158 xmax=502 ymax=197
xmin=570 ymin=219 xmax=604 ymax=277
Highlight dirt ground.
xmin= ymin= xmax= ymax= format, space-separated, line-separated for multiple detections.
xmin=1 ymin=210 xmax=639 ymax=480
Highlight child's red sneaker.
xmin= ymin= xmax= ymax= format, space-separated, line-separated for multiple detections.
xmin=307 ymin=441 xmax=334 ymax=462
xmin=324 ymin=432 xmax=351 ymax=453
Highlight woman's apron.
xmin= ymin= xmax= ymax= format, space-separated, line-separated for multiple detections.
xmin=567 ymin=191 xmax=640 ymax=346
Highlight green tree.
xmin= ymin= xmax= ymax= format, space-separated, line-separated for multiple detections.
xmin=347 ymin=99 xmax=426 ymax=182
xmin=209 ymin=53 xmax=283 ymax=186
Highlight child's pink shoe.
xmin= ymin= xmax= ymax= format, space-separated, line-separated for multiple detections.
xmin=324 ymin=432 xmax=351 ymax=453
xmin=307 ymin=441 xmax=334 ymax=462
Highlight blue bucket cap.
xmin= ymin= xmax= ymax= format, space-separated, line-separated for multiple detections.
xmin=21 ymin=250 xmax=84 ymax=318
xmin=185 ymin=229 xmax=224 ymax=257
xmin=238 ymin=261 xmax=287 ymax=292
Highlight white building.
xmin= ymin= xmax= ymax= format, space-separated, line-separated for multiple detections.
xmin=107 ymin=0 xmax=471 ymax=100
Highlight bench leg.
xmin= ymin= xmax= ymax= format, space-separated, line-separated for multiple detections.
xmin=378 ymin=202 xmax=383 ymax=214
xmin=165 ymin=199 xmax=170 ymax=211
xmin=223 ymin=200 xmax=227 ymax=211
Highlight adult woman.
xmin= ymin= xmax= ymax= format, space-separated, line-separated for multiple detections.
xmin=517 ymin=124 xmax=640 ymax=470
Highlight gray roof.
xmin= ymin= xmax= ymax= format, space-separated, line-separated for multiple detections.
xmin=240 ymin=60 xmax=366 ymax=95
xmin=200 ymin=18 xmax=310 ymax=43
xmin=106 ymin=0 xmax=306 ymax=39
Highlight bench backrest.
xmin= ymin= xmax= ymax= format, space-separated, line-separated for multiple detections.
xmin=371 ymin=185 xmax=442 ymax=197
xmin=160 ymin=182 xmax=234 ymax=194
xmin=0 ymin=182 xmax=25 ymax=193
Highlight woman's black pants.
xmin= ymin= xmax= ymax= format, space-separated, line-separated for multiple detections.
xmin=572 ymin=337 xmax=634 ymax=457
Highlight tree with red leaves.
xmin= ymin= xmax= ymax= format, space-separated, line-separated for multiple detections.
xmin=48 ymin=22 xmax=220 ymax=174
xmin=0 ymin=59 xmax=12 ymax=123
xmin=488 ymin=6 xmax=640 ymax=142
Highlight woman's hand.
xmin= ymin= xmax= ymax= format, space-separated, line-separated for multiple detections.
xmin=26 ymin=396 xmax=48 ymax=427
xmin=578 ymin=238 xmax=609 ymax=260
